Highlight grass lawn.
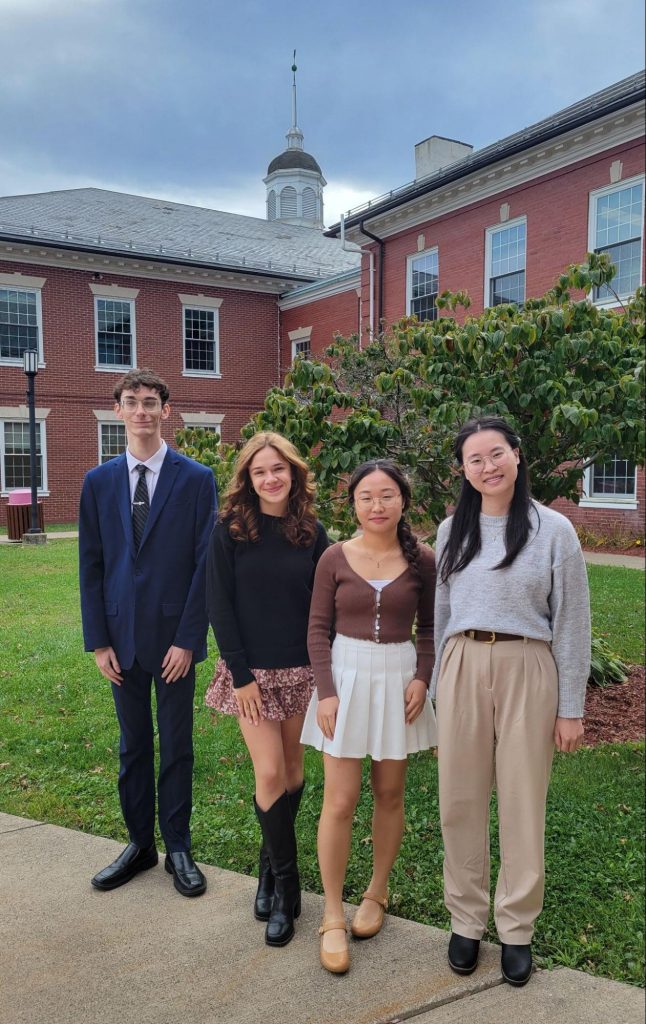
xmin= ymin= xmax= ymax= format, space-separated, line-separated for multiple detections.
xmin=0 ymin=542 xmax=644 ymax=985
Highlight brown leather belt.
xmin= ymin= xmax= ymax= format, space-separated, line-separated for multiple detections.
xmin=463 ymin=630 xmax=523 ymax=644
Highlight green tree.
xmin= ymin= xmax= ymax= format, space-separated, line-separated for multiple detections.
xmin=177 ymin=255 xmax=645 ymax=538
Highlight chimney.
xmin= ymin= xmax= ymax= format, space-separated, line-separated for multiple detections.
xmin=414 ymin=135 xmax=473 ymax=180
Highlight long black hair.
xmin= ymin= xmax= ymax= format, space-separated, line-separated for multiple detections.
xmin=348 ymin=460 xmax=422 ymax=581
xmin=438 ymin=417 xmax=533 ymax=584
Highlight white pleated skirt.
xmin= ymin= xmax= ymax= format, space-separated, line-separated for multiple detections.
xmin=300 ymin=634 xmax=437 ymax=761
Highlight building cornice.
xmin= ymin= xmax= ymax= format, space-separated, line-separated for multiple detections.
xmin=0 ymin=241 xmax=311 ymax=296
xmin=278 ymin=269 xmax=361 ymax=310
xmin=340 ymin=103 xmax=645 ymax=243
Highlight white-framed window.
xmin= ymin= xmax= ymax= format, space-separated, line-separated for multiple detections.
xmin=179 ymin=411 xmax=224 ymax=438
xmin=0 ymin=419 xmax=48 ymax=495
xmin=406 ymin=248 xmax=439 ymax=322
xmin=288 ymin=326 xmax=312 ymax=361
xmin=580 ymin=454 xmax=638 ymax=510
xmin=485 ymin=217 xmax=526 ymax=307
xmin=179 ymin=294 xmax=222 ymax=378
xmin=0 ymin=274 xmax=45 ymax=366
xmin=589 ymin=176 xmax=644 ymax=305
xmin=94 ymin=297 xmax=136 ymax=370
xmin=99 ymin=421 xmax=126 ymax=464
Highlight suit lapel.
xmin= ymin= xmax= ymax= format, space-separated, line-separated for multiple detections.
xmin=114 ymin=454 xmax=136 ymax=558
xmin=138 ymin=449 xmax=180 ymax=552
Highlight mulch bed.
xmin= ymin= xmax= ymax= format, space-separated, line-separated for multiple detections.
xmin=583 ymin=665 xmax=645 ymax=746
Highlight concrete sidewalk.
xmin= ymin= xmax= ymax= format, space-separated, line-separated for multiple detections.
xmin=1 ymin=813 xmax=642 ymax=1024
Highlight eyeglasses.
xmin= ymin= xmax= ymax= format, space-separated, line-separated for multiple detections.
xmin=355 ymin=493 xmax=402 ymax=509
xmin=464 ymin=449 xmax=513 ymax=474
xmin=120 ymin=397 xmax=162 ymax=413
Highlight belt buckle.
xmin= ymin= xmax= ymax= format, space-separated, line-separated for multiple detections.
xmin=485 ymin=630 xmax=496 ymax=644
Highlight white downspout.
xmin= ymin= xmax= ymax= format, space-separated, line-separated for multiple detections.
xmin=340 ymin=213 xmax=373 ymax=348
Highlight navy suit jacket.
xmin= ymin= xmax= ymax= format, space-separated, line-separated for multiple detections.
xmin=79 ymin=448 xmax=217 ymax=674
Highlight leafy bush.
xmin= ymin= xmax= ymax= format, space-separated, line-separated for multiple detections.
xmin=589 ymin=633 xmax=629 ymax=687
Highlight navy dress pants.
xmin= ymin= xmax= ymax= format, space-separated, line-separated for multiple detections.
xmin=111 ymin=659 xmax=195 ymax=853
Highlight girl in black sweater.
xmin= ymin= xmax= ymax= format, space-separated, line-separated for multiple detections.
xmin=206 ymin=432 xmax=328 ymax=948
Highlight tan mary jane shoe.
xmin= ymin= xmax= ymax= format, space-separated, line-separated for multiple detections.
xmin=350 ymin=890 xmax=388 ymax=939
xmin=319 ymin=918 xmax=350 ymax=974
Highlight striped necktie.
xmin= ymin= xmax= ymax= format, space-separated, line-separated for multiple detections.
xmin=132 ymin=464 xmax=150 ymax=550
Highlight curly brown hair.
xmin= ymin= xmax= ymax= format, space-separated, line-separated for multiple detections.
xmin=220 ymin=432 xmax=318 ymax=546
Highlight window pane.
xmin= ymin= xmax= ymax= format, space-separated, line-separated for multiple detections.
xmin=595 ymin=183 xmax=643 ymax=248
xmin=293 ymin=338 xmax=311 ymax=358
xmin=0 ymin=288 xmax=39 ymax=360
xmin=410 ymin=251 xmax=439 ymax=321
xmin=490 ymin=223 xmax=526 ymax=277
xmin=184 ymin=308 xmax=216 ymax=372
xmin=490 ymin=270 xmax=525 ymax=306
xmin=4 ymin=421 xmax=43 ymax=488
xmin=97 ymin=299 xmax=132 ymax=366
xmin=591 ymin=455 xmax=636 ymax=497
xmin=100 ymin=422 xmax=126 ymax=463
xmin=595 ymin=240 xmax=642 ymax=299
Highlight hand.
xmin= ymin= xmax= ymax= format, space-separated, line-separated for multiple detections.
xmin=554 ymin=716 xmax=584 ymax=753
xmin=234 ymin=680 xmax=263 ymax=725
xmin=316 ymin=696 xmax=339 ymax=740
xmin=95 ymin=646 xmax=123 ymax=686
xmin=161 ymin=646 xmax=193 ymax=684
xmin=404 ymin=678 xmax=428 ymax=724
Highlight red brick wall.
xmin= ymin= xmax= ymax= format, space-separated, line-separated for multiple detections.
xmin=362 ymin=138 xmax=645 ymax=330
xmin=280 ymin=286 xmax=360 ymax=373
xmin=0 ymin=261 xmax=280 ymax=522
xmin=551 ymin=467 xmax=645 ymax=538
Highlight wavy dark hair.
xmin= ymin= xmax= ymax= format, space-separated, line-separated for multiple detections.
xmin=348 ymin=460 xmax=422 ymax=582
xmin=219 ymin=432 xmax=317 ymax=546
xmin=438 ymin=416 xmax=534 ymax=583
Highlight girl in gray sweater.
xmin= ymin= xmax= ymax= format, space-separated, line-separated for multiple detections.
xmin=433 ymin=416 xmax=590 ymax=988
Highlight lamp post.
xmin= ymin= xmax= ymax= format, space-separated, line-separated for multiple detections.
xmin=22 ymin=348 xmax=45 ymax=542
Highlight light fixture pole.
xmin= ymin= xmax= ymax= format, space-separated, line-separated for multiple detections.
xmin=22 ymin=348 xmax=45 ymax=542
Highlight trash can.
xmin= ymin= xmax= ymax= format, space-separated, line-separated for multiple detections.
xmin=6 ymin=489 xmax=44 ymax=541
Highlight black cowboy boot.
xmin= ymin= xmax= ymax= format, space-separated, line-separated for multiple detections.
xmin=254 ymin=791 xmax=301 ymax=946
xmin=254 ymin=782 xmax=304 ymax=921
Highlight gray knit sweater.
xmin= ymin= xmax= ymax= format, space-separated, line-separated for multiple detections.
xmin=432 ymin=501 xmax=590 ymax=717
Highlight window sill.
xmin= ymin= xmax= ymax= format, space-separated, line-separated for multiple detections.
xmin=182 ymin=371 xmax=222 ymax=379
xmin=0 ymin=358 xmax=46 ymax=369
xmin=579 ymin=498 xmax=638 ymax=511
xmin=94 ymin=365 xmax=136 ymax=373
xmin=2 ymin=491 xmax=50 ymax=499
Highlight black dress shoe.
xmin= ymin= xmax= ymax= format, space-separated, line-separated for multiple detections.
xmin=501 ymin=943 xmax=533 ymax=986
xmin=164 ymin=852 xmax=207 ymax=897
xmin=448 ymin=932 xmax=480 ymax=975
xmin=91 ymin=842 xmax=158 ymax=891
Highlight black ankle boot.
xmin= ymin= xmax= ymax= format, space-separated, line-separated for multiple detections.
xmin=448 ymin=932 xmax=480 ymax=975
xmin=254 ymin=792 xmax=301 ymax=947
xmin=501 ymin=943 xmax=532 ymax=986
xmin=253 ymin=783 xmax=304 ymax=922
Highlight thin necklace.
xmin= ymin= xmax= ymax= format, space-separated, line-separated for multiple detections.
xmin=356 ymin=542 xmax=401 ymax=569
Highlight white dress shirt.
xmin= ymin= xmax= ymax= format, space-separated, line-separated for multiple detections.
xmin=125 ymin=441 xmax=168 ymax=504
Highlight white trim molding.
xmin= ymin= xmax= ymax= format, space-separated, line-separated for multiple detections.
xmin=177 ymin=293 xmax=223 ymax=309
xmin=0 ymin=405 xmax=51 ymax=419
xmin=179 ymin=412 xmax=225 ymax=426
xmin=92 ymin=409 xmax=120 ymax=422
xmin=89 ymin=282 xmax=140 ymax=299
xmin=0 ymin=272 xmax=46 ymax=289
xmin=279 ymin=270 xmax=361 ymax=310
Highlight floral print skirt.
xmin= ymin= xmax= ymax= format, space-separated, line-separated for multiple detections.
xmin=205 ymin=658 xmax=315 ymax=721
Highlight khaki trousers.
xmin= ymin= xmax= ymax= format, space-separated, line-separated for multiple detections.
xmin=436 ymin=634 xmax=558 ymax=944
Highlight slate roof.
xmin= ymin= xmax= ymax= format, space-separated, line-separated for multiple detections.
xmin=0 ymin=187 xmax=359 ymax=282
xmin=328 ymin=70 xmax=646 ymax=234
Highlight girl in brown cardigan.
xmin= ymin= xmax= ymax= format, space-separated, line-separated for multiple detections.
xmin=301 ymin=460 xmax=437 ymax=973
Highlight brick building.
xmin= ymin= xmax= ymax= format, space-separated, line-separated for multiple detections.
xmin=0 ymin=72 xmax=644 ymax=531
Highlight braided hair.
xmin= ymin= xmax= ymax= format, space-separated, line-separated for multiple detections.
xmin=347 ymin=460 xmax=422 ymax=582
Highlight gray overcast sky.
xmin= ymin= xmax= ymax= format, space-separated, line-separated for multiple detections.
xmin=1 ymin=0 xmax=644 ymax=226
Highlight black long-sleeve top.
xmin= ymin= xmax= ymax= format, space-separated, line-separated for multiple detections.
xmin=206 ymin=513 xmax=329 ymax=687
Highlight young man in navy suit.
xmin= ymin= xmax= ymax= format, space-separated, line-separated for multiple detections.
xmin=79 ymin=369 xmax=217 ymax=896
